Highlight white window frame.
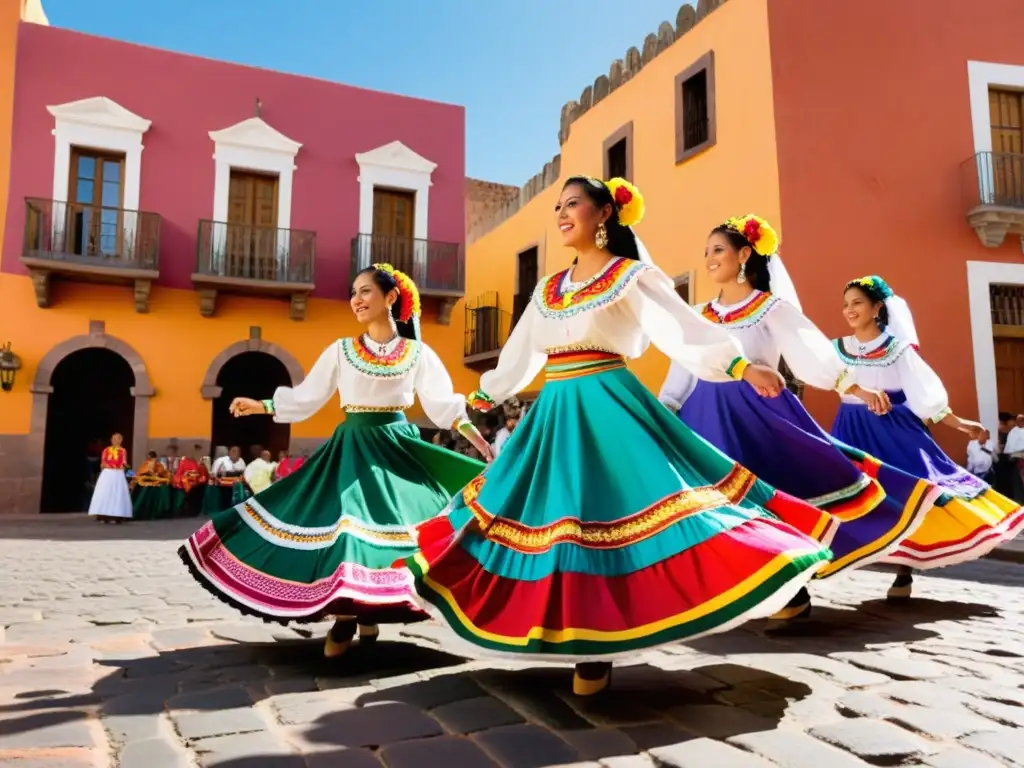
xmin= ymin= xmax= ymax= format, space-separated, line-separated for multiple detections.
xmin=966 ymin=62 xmax=1024 ymax=434
xmin=354 ymin=141 xmax=437 ymax=273
xmin=47 ymin=97 xmax=151 ymax=255
xmin=208 ymin=117 xmax=302 ymax=276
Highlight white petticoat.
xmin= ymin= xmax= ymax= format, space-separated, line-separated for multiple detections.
xmin=87 ymin=468 xmax=133 ymax=519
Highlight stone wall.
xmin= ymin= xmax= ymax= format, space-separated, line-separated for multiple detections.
xmin=465 ymin=178 xmax=520 ymax=237
xmin=468 ymin=0 xmax=730 ymax=244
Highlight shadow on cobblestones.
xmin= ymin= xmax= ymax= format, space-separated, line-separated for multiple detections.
xmin=0 ymin=515 xmax=203 ymax=542
xmin=277 ymin=662 xmax=813 ymax=766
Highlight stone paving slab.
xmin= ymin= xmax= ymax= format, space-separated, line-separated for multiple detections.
xmin=0 ymin=517 xmax=1023 ymax=767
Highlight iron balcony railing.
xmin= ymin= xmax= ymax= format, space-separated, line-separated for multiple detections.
xmin=350 ymin=233 xmax=464 ymax=293
xmin=963 ymin=151 xmax=1024 ymax=209
xmin=464 ymin=291 xmax=512 ymax=358
xmin=23 ymin=197 xmax=161 ymax=270
xmin=196 ymin=220 xmax=316 ymax=283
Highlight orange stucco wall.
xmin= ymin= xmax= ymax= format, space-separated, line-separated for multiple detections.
xmin=767 ymin=0 xmax=1024 ymax=456
xmin=0 ymin=2 xmax=21 ymax=280
xmin=0 ymin=276 xmax=472 ymax=437
xmin=464 ymin=0 xmax=780 ymax=393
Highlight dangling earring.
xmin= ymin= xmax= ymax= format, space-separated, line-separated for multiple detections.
xmin=595 ymin=222 xmax=608 ymax=250
xmin=387 ymin=305 xmax=398 ymax=335
xmin=874 ymin=316 xmax=882 ymax=327
xmin=737 ymin=262 xmax=747 ymax=284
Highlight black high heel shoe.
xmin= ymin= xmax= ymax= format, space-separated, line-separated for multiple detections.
xmin=887 ymin=567 xmax=914 ymax=601
xmin=769 ymin=586 xmax=812 ymax=622
xmin=573 ymin=662 xmax=612 ymax=696
xmin=357 ymin=623 xmax=379 ymax=646
xmin=324 ymin=618 xmax=357 ymax=658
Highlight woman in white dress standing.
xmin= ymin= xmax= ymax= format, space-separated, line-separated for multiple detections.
xmin=88 ymin=432 xmax=133 ymax=523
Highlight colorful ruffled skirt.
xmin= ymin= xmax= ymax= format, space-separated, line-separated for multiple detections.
xmin=407 ymin=351 xmax=833 ymax=661
xmin=832 ymin=391 xmax=1024 ymax=568
xmin=180 ymin=412 xmax=485 ymax=624
xmin=132 ymin=484 xmax=174 ymax=520
xmin=679 ymin=381 xmax=937 ymax=578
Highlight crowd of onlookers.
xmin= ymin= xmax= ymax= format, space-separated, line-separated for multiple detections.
xmin=967 ymin=411 xmax=1024 ymax=502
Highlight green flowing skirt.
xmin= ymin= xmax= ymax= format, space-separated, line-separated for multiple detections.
xmin=201 ymin=484 xmax=228 ymax=516
xmin=132 ymin=485 xmax=173 ymax=520
xmin=180 ymin=412 xmax=484 ymax=624
xmin=408 ymin=352 xmax=834 ymax=661
xmin=201 ymin=482 xmax=249 ymax=516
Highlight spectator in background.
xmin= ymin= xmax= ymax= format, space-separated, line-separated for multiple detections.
xmin=994 ymin=411 xmax=1016 ymax=496
xmin=966 ymin=428 xmax=996 ymax=484
xmin=1002 ymin=414 xmax=1024 ymax=503
xmin=492 ymin=415 xmax=518 ymax=457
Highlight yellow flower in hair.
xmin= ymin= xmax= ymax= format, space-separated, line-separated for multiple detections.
xmin=605 ymin=178 xmax=645 ymax=228
xmin=724 ymin=214 xmax=779 ymax=257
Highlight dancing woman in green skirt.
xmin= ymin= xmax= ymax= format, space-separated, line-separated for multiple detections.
xmin=180 ymin=264 xmax=491 ymax=657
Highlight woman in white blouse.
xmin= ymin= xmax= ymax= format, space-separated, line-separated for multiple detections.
xmin=405 ymin=176 xmax=834 ymax=697
xmin=831 ymin=275 xmax=1024 ymax=598
xmin=659 ymin=216 xmax=937 ymax=619
xmin=180 ymin=264 xmax=491 ymax=658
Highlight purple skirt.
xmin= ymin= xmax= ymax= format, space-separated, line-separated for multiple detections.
xmin=679 ymin=380 xmax=935 ymax=577
xmin=831 ymin=391 xmax=986 ymax=501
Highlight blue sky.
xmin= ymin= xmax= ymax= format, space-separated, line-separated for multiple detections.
xmin=43 ymin=0 xmax=690 ymax=186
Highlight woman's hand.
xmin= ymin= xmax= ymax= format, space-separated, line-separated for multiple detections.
xmin=229 ymin=397 xmax=266 ymax=417
xmin=460 ymin=423 xmax=494 ymax=463
xmin=954 ymin=417 xmax=986 ymax=441
xmin=742 ymin=365 xmax=785 ymax=398
xmin=850 ymin=385 xmax=892 ymax=416
xmin=478 ymin=442 xmax=495 ymax=464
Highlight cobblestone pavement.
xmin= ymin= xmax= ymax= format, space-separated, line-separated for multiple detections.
xmin=1 ymin=517 xmax=1023 ymax=768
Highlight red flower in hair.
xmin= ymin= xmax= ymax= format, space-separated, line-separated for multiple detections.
xmin=613 ymin=186 xmax=633 ymax=207
xmin=743 ymin=219 xmax=762 ymax=244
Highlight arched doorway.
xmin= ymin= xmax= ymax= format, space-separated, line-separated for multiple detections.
xmin=40 ymin=348 xmax=136 ymax=513
xmin=211 ymin=352 xmax=292 ymax=460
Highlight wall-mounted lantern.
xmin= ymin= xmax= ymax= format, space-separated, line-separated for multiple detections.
xmin=0 ymin=342 xmax=22 ymax=392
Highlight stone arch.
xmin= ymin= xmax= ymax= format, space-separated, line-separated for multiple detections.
xmin=27 ymin=332 xmax=155 ymax=513
xmin=200 ymin=338 xmax=304 ymax=400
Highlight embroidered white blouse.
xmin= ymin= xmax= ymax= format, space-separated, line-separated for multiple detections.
xmin=834 ymin=333 xmax=951 ymax=423
xmin=477 ymin=256 xmax=750 ymax=404
xmin=269 ymin=336 xmax=471 ymax=429
xmin=658 ymin=290 xmax=854 ymax=410
xmin=211 ymin=456 xmax=246 ymax=476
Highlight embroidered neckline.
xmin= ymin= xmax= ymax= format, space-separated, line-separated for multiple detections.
xmin=361 ymin=333 xmax=400 ymax=356
xmin=534 ymin=257 xmax=647 ymax=318
xmin=701 ymin=291 xmax=778 ymax=328
xmin=341 ymin=336 xmax=420 ymax=379
xmin=833 ymin=334 xmax=906 ymax=367
xmin=561 ymin=257 xmax=618 ymax=293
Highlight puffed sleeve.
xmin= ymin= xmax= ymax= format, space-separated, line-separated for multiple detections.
xmin=658 ymin=362 xmax=698 ymax=411
xmin=475 ymin=302 xmax=547 ymax=405
xmin=414 ymin=343 xmax=471 ymax=429
xmin=626 ymin=268 xmax=750 ymax=382
xmin=896 ymin=346 xmax=951 ymax=423
xmin=764 ymin=299 xmax=854 ymax=393
xmin=271 ymin=341 xmax=341 ymax=423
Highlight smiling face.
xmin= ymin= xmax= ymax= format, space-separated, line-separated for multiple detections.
xmin=555 ymin=182 xmax=612 ymax=250
xmin=704 ymin=231 xmax=751 ymax=286
xmin=842 ymin=286 xmax=883 ymax=332
xmin=111 ymin=433 xmax=123 ymax=447
xmin=350 ymin=271 xmax=398 ymax=326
